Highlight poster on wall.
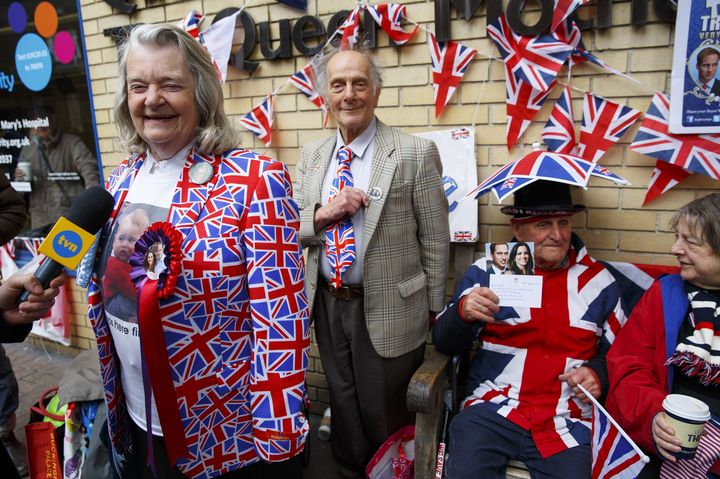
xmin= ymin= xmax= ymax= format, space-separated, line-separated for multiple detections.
xmin=669 ymin=1 xmax=720 ymax=133
xmin=414 ymin=127 xmax=478 ymax=243
xmin=1 ymin=0 xmax=102 ymax=237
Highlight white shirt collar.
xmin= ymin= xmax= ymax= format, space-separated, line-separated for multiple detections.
xmin=335 ymin=117 xmax=377 ymax=159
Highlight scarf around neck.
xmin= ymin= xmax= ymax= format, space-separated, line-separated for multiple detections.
xmin=665 ymin=282 xmax=720 ymax=387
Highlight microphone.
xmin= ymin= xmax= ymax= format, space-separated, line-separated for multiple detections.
xmin=18 ymin=186 xmax=114 ymax=303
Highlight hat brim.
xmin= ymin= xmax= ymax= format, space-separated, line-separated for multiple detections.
xmin=500 ymin=204 xmax=586 ymax=216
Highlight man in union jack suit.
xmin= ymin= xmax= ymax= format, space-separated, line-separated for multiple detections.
xmin=296 ymin=44 xmax=449 ymax=478
xmin=433 ymin=180 xmax=626 ymax=478
xmin=84 ymin=24 xmax=309 ymax=478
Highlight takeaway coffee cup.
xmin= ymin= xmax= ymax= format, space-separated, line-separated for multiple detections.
xmin=662 ymin=394 xmax=711 ymax=460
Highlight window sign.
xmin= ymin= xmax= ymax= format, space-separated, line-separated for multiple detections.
xmin=1 ymin=0 xmax=102 ymax=236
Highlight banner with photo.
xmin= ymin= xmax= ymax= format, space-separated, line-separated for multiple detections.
xmin=669 ymin=1 xmax=720 ymax=133
xmin=414 ymin=127 xmax=478 ymax=243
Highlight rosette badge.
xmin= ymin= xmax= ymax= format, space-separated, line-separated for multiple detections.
xmin=129 ymin=222 xmax=183 ymax=297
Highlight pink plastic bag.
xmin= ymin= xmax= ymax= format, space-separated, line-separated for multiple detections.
xmin=366 ymin=425 xmax=415 ymax=479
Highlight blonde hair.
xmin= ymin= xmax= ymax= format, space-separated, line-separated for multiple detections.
xmin=114 ymin=24 xmax=240 ymax=155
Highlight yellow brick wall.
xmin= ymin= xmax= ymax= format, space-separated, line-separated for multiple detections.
xmin=51 ymin=0 xmax=714 ymax=411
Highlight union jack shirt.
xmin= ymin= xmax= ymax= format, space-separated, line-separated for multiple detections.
xmin=433 ymin=234 xmax=626 ymax=458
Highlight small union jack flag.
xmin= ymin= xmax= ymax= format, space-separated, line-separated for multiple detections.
xmin=630 ymin=93 xmax=720 ymax=180
xmin=542 ymin=86 xmax=577 ymax=154
xmin=338 ymin=6 xmax=363 ymax=49
xmin=588 ymin=389 xmax=647 ymax=479
xmin=239 ymin=95 xmax=274 ymax=147
xmin=576 ymin=93 xmax=641 ymax=164
xmin=289 ymin=64 xmax=328 ymax=127
xmin=487 ymin=14 xmax=572 ymax=93
xmin=366 ymin=3 xmax=419 ymax=45
xmin=452 ymin=231 xmax=474 ymax=242
xmin=643 ymin=160 xmax=692 ymax=206
xmin=551 ymin=0 xmax=591 ymax=33
xmin=179 ymin=10 xmax=204 ymax=39
xmin=505 ymin=74 xmax=555 ymax=149
xmin=452 ymin=128 xmax=470 ymax=140
xmin=428 ymin=32 xmax=477 ymax=117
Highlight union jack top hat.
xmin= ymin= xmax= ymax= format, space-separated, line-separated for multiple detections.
xmin=501 ymin=180 xmax=585 ymax=219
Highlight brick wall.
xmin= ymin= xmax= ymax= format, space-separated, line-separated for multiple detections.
xmin=51 ymin=0 xmax=712 ymax=412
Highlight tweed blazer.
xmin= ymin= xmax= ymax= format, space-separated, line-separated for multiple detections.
xmin=296 ymin=120 xmax=449 ymax=358
xmin=87 ymin=148 xmax=310 ymax=478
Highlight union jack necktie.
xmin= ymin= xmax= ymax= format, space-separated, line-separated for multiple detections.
xmin=325 ymin=147 xmax=356 ymax=288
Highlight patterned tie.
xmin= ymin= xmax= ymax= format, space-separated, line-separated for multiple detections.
xmin=325 ymin=147 xmax=356 ymax=288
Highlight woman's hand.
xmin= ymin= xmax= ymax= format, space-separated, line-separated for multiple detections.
xmin=652 ymin=412 xmax=681 ymax=463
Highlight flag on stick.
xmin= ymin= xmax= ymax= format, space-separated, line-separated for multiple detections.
xmin=577 ymin=384 xmax=649 ymax=479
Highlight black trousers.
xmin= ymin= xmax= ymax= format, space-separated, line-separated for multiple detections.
xmin=129 ymin=419 xmax=303 ymax=479
xmin=313 ymin=286 xmax=425 ymax=479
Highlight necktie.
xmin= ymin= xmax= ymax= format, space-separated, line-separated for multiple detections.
xmin=704 ymin=83 xmax=709 ymax=91
xmin=325 ymin=147 xmax=356 ymax=288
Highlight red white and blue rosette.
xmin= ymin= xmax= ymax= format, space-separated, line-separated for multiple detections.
xmin=129 ymin=222 xmax=188 ymax=467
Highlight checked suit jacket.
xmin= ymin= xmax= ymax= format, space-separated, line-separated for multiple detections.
xmin=296 ymin=120 xmax=450 ymax=358
xmin=87 ymin=147 xmax=310 ymax=478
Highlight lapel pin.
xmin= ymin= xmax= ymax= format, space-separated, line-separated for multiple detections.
xmin=368 ymin=187 xmax=383 ymax=201
xmin=189 ymin=161 xmax=214 ymax=185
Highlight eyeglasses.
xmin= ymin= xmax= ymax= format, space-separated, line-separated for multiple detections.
xmin=116 ymin=235 xmax=138 ymax=244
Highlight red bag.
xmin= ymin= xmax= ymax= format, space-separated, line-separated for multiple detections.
xmin=25 ymin=387 xmax=64 ymax=479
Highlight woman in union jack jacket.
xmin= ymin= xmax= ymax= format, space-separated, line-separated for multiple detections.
xmin=85 ymin=24 xmax=310 ymax=479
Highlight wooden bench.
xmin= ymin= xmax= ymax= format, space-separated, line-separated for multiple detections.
xmin=406 ymin=245 xmax=677 ymax=478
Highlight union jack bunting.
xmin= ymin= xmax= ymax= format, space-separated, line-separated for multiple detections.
xmin=179 ymin=10 xmax=204 ymax=39
xmin=289 ymin=64 xmax=328 ymax=127
xmin=542 ymin=86 xmax=577 ymax=154
xmin=338 ymin=6 xmax=363 ymax=49
xmin=428 ymin=32 xmax=477 ymax=117
xmin=325 ymin=147 xmax=356 ymax=288
xmin=551 ymin=0 xmax=591 ymax=33
xmin=505 ymin=74 xmax=555 ymax=149
xmin=588 ymin=392 xmax=647 ymax=479
xmin=576 ymin=93 xmax=641 ymax=164
xmin=239 ymin=95 xmax=274 ymax=147
xmin=630 ymin=93 xmax=720 ymax=180
xmin=487 ymin=14 xmax=573 ymax=92
xmin=366 ymin=3 xmax=419 ymax=45
xmin=643 ymin=160 xmax=692 ymax=206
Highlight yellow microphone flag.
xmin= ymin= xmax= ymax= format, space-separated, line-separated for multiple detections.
xmin=38 ymin=216 xmax=96 ymax=270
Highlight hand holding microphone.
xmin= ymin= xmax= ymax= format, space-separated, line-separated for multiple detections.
xmin=18 ymin=186 xmax=114 ymax=303
xmin=1 ymin=274 xmax=65 ymax=325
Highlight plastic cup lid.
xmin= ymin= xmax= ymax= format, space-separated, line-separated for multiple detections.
xmin=663 ymin=394 xmax=711 ymax=422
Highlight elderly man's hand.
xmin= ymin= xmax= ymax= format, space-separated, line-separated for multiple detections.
xmin=460 ymin=287 xmax=500 ymax=323
xmin=315 ymin=187 xmax=370 ymax=231
xmin=558 ymin=366 xmax=601 ymax=404
xmin=652 ymin=412 xmax=681 ymax=463
xmin=0 ymin=274 xmax=65 ymax=326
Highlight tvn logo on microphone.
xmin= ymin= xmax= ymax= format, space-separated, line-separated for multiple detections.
xmin=38 ymin=217 xmax=96 ymax=269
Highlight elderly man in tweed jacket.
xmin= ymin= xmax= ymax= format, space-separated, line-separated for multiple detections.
xmin=296 ymin=45 xmax=449 ymax=479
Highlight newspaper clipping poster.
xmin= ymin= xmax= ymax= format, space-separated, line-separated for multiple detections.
xmin=670 ymin=1 xmax=720 ymax=133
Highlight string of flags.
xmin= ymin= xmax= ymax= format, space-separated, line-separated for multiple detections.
xmin=179 ymin=1 xmax=720 ymax=206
